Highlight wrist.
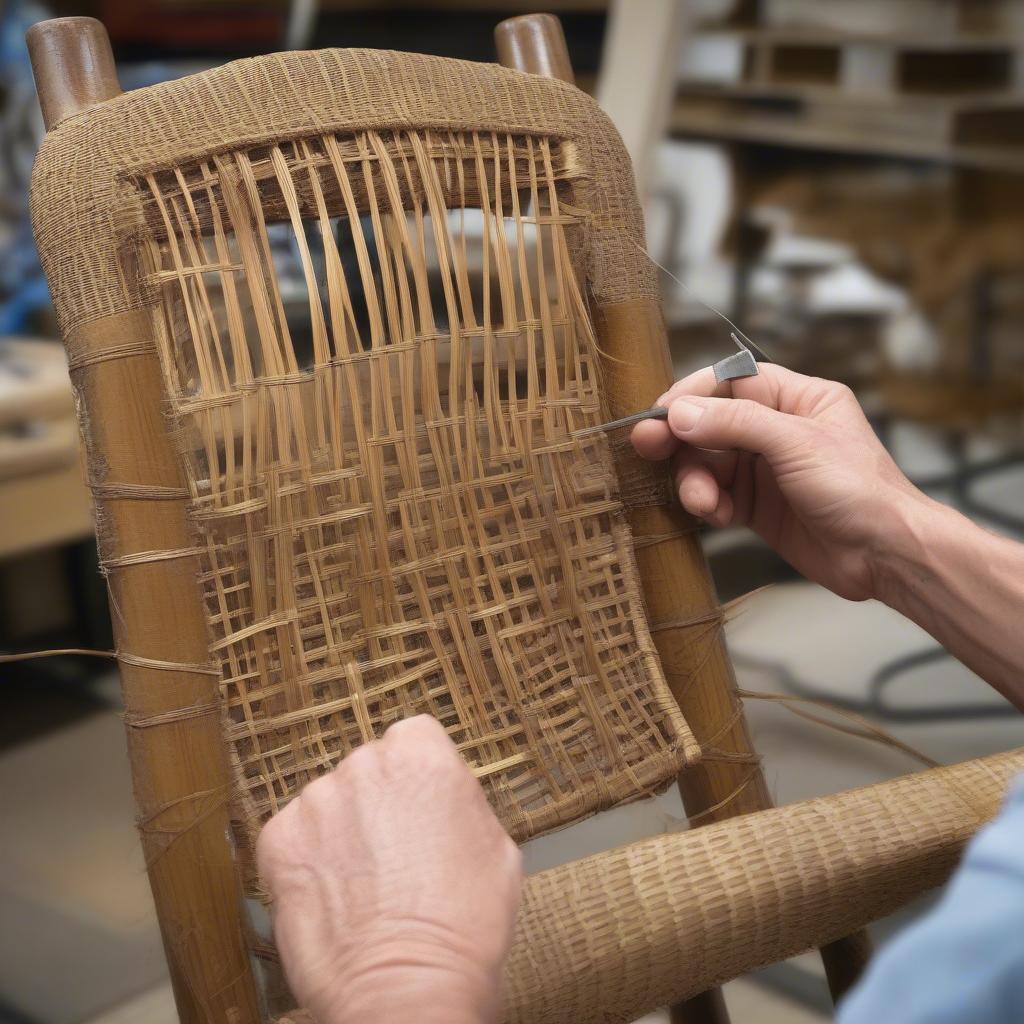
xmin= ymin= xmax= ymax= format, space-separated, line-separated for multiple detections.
xmin=310 ymin=940 xmax=500 ymax=1024
xmin=866 ymin=487 xmax=960 ymax=610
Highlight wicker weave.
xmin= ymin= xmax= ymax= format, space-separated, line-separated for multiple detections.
xmin=31 ymin=50 xmax=698 ymax=862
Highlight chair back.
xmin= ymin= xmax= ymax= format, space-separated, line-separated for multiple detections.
xmin=30 ymin=27 xmax=716 ymax=1020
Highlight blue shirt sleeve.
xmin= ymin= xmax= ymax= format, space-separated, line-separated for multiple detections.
xmin=837 ymin=773 xmax=1024 ymax=1024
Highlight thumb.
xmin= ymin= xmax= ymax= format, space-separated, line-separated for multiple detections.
xmin=666 ymin=395 xmax=808 ymax=461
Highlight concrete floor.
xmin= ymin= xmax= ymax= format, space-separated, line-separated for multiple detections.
xmin=3 ymin=423 xmax=1023 ymax=1024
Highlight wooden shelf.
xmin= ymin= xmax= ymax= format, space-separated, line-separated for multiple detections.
xmin=693 ymin=24 xmax=1024 ymax=52
xmin=317 ymin=0 xmax=607 ymax=9
xmin=686 ymin=34 xmax=1023 ymax=95
xmin=670 ymin=98 xmax=1024 ymax=172
xmin=676 ymin=77 xmax=1024 ymax=113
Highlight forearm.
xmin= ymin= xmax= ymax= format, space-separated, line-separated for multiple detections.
xmin=872 ymin=491 xmax=1024 ymax=709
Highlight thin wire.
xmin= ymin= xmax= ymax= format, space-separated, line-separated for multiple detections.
xmin=631 ymin=240 xmax=764 ymax=355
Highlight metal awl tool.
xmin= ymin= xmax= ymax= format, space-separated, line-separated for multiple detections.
xmin=574 ymin=331 xmax=773 ymax=438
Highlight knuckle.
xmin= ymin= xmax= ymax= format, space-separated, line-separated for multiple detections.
xmin=381 ymin=742 xmax=419 ymax=780
xmin=421 ymin=739 xmax=463 ymax=780
xmin=344 ymin=738 xmax=379 ymax=769
xmin=388 ymin=715 xmax=455 ymax=763
xmin=828 ymin=380 xmax=855 ymax=402
xmin=413 ymin=713 xmax=447 ymax=738
xmin=730 ymin=398 xmax=763 ymax=431
xmin=303 ymin=763 xmax=349 ymax=807
xmin=386 ymin=713 xmax=440 ymax=742
xmin=336 ymin=743 xmax=379 ymax=785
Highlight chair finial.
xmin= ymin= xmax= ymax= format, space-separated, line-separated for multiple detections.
xmin=495 ymin=13 xmax=575 ymax=85
xmin=26 ymin=17 xmax=122 ymax=131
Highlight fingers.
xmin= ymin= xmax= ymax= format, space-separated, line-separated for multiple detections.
xmin=631 ymin=366 xmax=729 ymax=460
xmin=673 ymin=458 xmax=719 ymax=517
xmin=381 ymin=715 xmax=469 ymax=784
xmin=631 ymin=363 xmax=838 ymax=461
xmin=384 ymin=713 xmax=449 ymax=745
xmin=666 ymin=394 xmax=810 ymax=464
xmin=673 ymin=457 xmax=736 ymax=527
xmin=661 ymin=362 xmax=824 ymax=415
xmin=630 ymin=416 xmax=678 ymax=460
xmin=704 ymin=488 xmax=734 ymax=529
xmin=657 ymin=366 xmax=734 ymax=406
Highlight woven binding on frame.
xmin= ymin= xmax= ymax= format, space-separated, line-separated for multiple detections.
xmin=30 ymin=50 xmax=698 ymax=859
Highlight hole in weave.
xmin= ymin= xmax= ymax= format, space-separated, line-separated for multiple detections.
xmin=330 ymin=213 xmax=381 ymax=353
xmin=267 ymin=221 xmax=315 ymax=368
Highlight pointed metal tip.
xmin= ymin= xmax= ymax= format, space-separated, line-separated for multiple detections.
xmin=572 ymin=406 xmax=669 ymax=437
xmin=730 ymin=331 xmax=774 ymax=365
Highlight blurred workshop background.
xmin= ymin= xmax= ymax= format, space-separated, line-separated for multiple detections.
xmin=2 ymin=1 xmax=1024 ymax=1022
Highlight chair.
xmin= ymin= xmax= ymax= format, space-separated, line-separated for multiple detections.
xmin=27 ymin=14 xmax=1023 ymax=1024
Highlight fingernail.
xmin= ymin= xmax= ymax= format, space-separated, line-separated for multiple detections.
xmin=668 ymin=399 xmax=704 ymax=433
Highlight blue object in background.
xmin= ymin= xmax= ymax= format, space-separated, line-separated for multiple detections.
xmin=0 ymin=1 xmax=51 ymax=334
xmin=0 ymin=2 xmax=199 ymax=334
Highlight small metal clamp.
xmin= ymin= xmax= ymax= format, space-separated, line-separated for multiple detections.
xmin=713 ymin=332 xmax=771 ymax=384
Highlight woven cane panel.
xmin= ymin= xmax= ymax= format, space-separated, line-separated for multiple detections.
xmin=136 ymin=127 xmax=696 ymax=853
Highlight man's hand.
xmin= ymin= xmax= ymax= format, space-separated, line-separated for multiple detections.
xmin=631 ymin=364 xmax=924 ymax=601
xmin=257 ymin=715 xmax=523 ymax=1024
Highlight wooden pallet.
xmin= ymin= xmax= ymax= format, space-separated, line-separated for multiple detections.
xmin=762 ymin=0 xmax=1024 ymax=40
xmin=683 ymin=26 xmax=1024 ymax=97
xmin=671 ymin=92 xmax=1024 ymax=172
xmin=714 ymin=0 xmax=1024 ymax=39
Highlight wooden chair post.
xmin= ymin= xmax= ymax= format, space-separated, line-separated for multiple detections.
xmin=26 ymin=17 xmax=122 ymax=129
xmin=495 ymin=12 xmax=871 ymax=1017
xmin=495 ymin=13 xmax=575 ymax=85
xmin=27 ymin=19 xmax=261 ymax=1023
